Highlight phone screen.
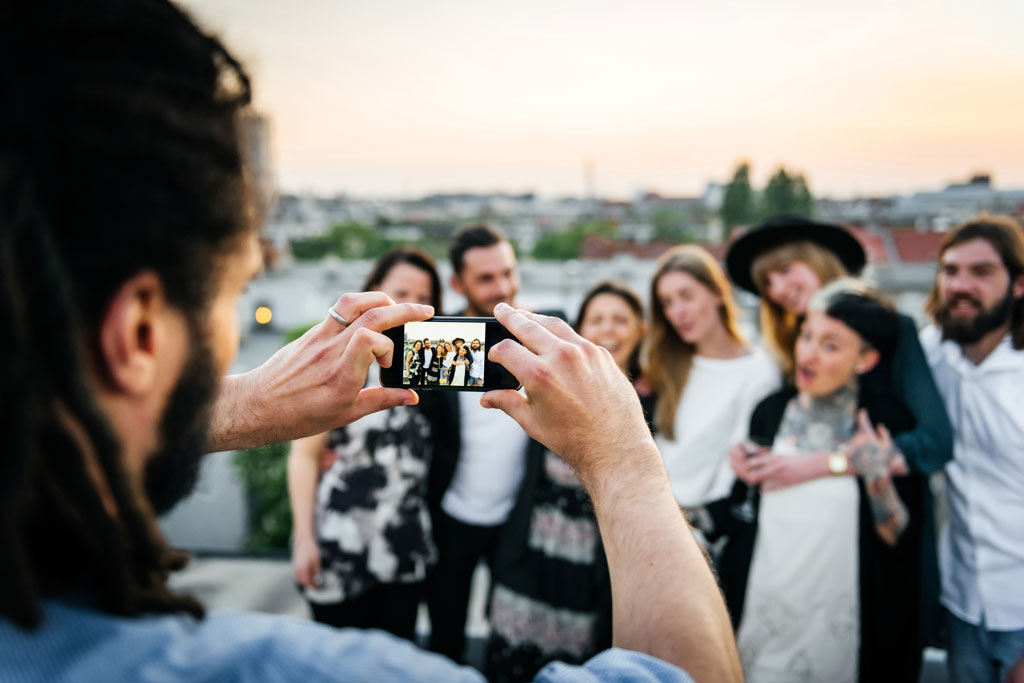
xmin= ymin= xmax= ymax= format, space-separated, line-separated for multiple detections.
xmin=380 ymin=316 xmax=521 ymax=391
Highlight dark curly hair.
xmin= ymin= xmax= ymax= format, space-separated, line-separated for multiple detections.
xmin=0 ymin=0 xmax=254 ymax=628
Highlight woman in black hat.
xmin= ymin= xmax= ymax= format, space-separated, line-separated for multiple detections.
xmin=724 ymin=214 xmax=952 ymax=480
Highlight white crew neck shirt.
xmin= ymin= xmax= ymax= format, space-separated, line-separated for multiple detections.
xmin=441 ymin=391 xmax=529 ymax=526
xmin=655 ymin=349 xmax=779 ymax=508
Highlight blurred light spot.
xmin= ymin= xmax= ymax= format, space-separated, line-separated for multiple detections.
xmin=254 ymin=306 xmax=273 ymax=325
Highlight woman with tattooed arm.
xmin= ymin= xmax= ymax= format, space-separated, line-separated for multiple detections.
xmin=713 ymin=282 xmax=933 ymax=683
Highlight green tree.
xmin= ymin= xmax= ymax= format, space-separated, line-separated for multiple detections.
xmin=651 ymin=206 xmax=692 ymax=242
xmin=329 ymin=221 xmax=385 ymax=259
xmin=231 ymin=322 xmax=319 ymax=551
xmin=793 ymin=174 xmax=814 ymax=217
xmin=290 ymin=221 xmax=397 ymax=261
xmin=232 ymin=441 xmax=291 ymax=551
xmin=719 ymin=162 xmax=756 ymax=229
xmin=289 ymin=235 xmax=332 ymax=260
xmin=532 ymin=228 xmax=585 ymax=260
xmin=759 ymin=167 xmax=814 ymax=220
xmin=531 ymin=218 xmax=616 ymax=260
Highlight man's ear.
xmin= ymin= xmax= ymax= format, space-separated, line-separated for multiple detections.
xmin=855 ymin=347 xmax=880 ymax=375
xmin=449 ymin=272 xmax=465 ymax=298
xmin=1012 ymin=272 xmax=1024 ymax=300
xmin=96 ymin=271 xmax=168 ymax=396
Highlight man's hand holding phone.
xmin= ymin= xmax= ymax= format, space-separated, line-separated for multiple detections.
xmin=479 ymin=303 xmax=743 ymax=681
xmin=379 ymin=315 xmax=520 ymax=391
xmin=480 ymin=303 xmax=653 ymax=482
xmin=210 ymin=292 xmax=433 ymax=451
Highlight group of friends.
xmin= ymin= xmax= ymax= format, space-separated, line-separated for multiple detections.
xmin=288 ymin=215 xmax=1024 ymax=683
xmin=405 ymin=337 xmax=485 ymax=387
xmin=2 ymin=2 xmax=1022 ymax=682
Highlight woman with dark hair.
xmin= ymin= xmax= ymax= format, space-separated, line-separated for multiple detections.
xmin=483 ymin=281 xmax=650 ymax=682
xmin=405 ymin=340 xmax=423 ymax=386
xmin=714 ymin=283 xmax=932 ymax=682
xmin=288 ymin=247 xmax=442 ymax=641
xmin=645 ymin=245 xmax=778 ymax=533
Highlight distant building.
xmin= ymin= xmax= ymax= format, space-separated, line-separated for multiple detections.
xmin=891 ymin=174 xmax=1024 ymax=230
xmin=240 ymin=111 xmax=276 ymax=231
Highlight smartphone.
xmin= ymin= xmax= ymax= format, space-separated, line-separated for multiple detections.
xmin=380 ymin=316 xmax=521 ymax=391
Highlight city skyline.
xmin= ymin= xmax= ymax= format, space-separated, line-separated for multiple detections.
xmin=182 ymin=0 xmax=1024 ymax=199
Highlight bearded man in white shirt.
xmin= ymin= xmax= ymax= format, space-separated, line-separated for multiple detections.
xmin=920 ymin=213 xmax=1024 ymax=683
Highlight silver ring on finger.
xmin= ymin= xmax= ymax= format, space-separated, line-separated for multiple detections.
xmin=327 ymin=307 xmax=351 ymax=328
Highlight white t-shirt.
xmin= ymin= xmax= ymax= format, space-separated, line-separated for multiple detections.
xmin=441 ymin=391 xmax=529 ymax=526
xmin=655 ymin=349 xmax=779 ymax=508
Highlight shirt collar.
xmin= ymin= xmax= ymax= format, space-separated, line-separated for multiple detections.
xmin=942 ymin=331 xmax=1023 ymax=374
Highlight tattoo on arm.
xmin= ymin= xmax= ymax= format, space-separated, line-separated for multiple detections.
xmin=864 ymin=476 xmax=908 ymax=545
xmin=851 ymin=442 xmax=908 ymax=545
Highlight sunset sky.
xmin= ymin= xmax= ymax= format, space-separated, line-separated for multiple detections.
xmin=180 ymin=0 xmax=1024 ymax=199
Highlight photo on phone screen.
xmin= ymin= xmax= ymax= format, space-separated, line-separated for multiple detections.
xmin=403 ymin=319 xmax=486 ymax=387
xmin=380 ymin=317 xmax=520 ymax=391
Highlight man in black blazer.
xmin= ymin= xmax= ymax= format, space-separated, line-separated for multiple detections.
xmin=421 ymin=337 xmax=441 ymax=385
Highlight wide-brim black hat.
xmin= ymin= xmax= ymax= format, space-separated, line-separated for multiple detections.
xmin=724 ymin=214 xmax=866 ymax=294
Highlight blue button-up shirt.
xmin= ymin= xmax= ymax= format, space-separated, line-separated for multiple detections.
xmin=0 ymin=601 xmax=693 ymax=682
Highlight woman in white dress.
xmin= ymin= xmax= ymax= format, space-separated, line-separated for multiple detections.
xmin=448 ymin=344 xmax=470 ymax=386
xmin=644 ymin=245 xmax=778 ymax=534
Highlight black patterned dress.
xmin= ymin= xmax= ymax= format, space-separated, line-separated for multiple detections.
xmin=484 ymin=392 xmax=657 ymax=682
xmin=303 ymin=402 xmax=436 ymax=608
xmin=484 ymin=447 xmax=612 ymax=682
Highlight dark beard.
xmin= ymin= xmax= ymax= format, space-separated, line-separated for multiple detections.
xmin=936 ymin=286 xmax=1014 ymax=345
xmin=143 ymin=338 xmax=219 ymax=516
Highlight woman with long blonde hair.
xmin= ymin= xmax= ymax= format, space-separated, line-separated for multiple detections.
xmin=644 ymin=245 xmax=778 ymax=525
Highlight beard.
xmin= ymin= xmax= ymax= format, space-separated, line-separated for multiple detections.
xmin=143 ymin=335 xmax=219 ymax=516
xmin=935 ymin=286 xmax=1014 ymax=345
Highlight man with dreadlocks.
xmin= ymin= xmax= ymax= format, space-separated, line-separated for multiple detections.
xmin=0 ymin=1 xmax=741 ymax=681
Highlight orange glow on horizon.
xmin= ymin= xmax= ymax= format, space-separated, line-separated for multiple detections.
xmin=184 ymin=0 xmax=1024 ymax=198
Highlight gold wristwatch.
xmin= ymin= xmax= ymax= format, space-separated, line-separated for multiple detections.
xmin=828 ymin=450 xmax=849 ymax=476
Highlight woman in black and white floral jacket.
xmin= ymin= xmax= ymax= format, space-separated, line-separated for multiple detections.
xmin=288 ymin=248 xmax=442 ymax=642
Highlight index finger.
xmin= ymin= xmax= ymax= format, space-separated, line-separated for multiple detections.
xmin=494 ymin=302 xmax=563 ymax=355
xmin=744 ymin=453 xmax=775 ymax=471
xmin=876 ymin=424 xmax=892 ymax=445
xmin=516 ymin=309 xmax=583 ymax=345
xmin=857 ymin=408 xmax=873 ymax=434
xmin=348 ymin=302 xmax=435 ymax=335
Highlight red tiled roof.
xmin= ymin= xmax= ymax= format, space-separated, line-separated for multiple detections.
xmin=891 ymin=230 xmax=947 ymax=263
xmin=580 ymin=236 xmax=727 ymax=261
xmin=845 ymin=225 xmax=888 ymax=264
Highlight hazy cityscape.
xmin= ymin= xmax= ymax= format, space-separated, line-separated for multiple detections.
xmin=166 ymin=148 xmax=1024 ymax=555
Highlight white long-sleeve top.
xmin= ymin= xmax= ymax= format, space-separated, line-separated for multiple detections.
xmin=921 ymin=325 xmax=1024 ymax=630
xmin=655 ymin=348 xmax=779 ymax=508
